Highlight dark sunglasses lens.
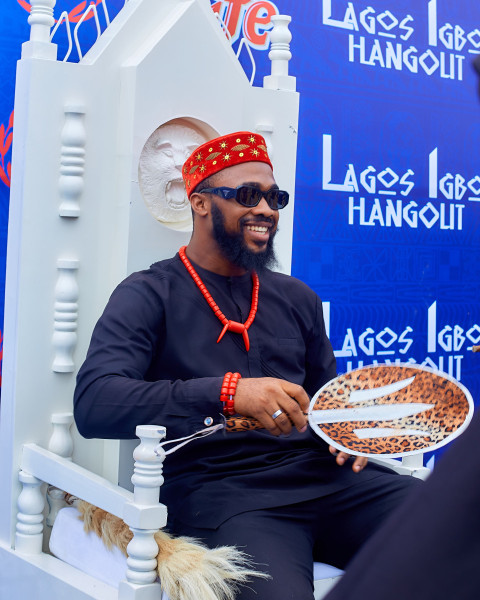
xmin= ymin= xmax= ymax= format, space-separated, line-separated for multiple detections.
xmin=266 ymin=190 xmax=289 ymax=209
xmin=236 ymin=186 xmax=261 ymax=207
xmin=235 ymin=186 xmax=289 ymax=209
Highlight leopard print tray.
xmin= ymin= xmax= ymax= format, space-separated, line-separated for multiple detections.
xmin=308 ymin=363 xmax=474 ymax=458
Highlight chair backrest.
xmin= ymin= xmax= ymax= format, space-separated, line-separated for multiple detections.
xmin=0 ymin=0 xmax=299 ymax=544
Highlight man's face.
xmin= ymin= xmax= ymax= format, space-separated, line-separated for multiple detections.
xmin=205 ymin=162 xmax=280 ymax=271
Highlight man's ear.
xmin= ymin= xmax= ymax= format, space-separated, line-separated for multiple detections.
xmin=190 ymin=192 xmax=209 ymax=218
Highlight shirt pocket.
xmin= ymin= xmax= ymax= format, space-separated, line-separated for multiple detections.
xmin=259 ymin=337 xmax=306 ymax=383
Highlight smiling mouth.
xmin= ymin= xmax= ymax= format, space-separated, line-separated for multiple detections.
xmin=246 ymin=225 xmax=269 ymax=234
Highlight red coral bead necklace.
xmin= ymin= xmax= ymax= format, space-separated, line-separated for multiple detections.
xmin=179 ymin=245 xmax=259 ymax=352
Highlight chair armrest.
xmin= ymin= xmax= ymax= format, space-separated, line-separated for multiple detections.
xmin=369 ymin=455 xmax=431 ymax=480
xmin=21 ymin=441 xmax=168 ymax=528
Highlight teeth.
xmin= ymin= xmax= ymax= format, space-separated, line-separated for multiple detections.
xmin=247 ymin=226 xmax=268 ymax=233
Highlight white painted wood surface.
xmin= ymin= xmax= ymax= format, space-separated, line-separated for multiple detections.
xmin=0 ymin=1 xmax=300 ymax=596
xmin=1 ymin=1 xmax=430 ymax=597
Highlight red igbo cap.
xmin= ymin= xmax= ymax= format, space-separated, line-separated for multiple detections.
xmin=182 ymin=131 xmax=273 ymax=198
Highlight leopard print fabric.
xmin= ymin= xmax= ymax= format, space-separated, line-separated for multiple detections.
xmin=226 ymin=416 xmax=265 ymax=432
xmin=311 ymin=365 xmax=471 ymax=455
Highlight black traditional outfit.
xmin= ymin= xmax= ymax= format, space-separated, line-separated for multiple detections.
xmin=74 ymin=253 xmax=419 ymax=599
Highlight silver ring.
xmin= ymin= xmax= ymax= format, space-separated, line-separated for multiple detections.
xmin=272 ymin=409 xmax=283 ymax=420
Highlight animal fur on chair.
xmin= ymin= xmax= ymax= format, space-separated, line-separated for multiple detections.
xmin=67 ymin=497 xmax=268 ymax=600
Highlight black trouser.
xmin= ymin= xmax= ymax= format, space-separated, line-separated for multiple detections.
xmin=174 ymin=472 xmax=420 ymax=600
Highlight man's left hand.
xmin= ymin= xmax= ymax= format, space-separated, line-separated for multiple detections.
xmin=329 ymin=445 xmax=368 ymax=472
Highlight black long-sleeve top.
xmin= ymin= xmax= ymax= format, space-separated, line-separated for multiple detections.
xmin=74 ymin=253 xmax=385 ymax=529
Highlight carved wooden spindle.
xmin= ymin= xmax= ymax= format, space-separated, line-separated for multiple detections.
xmin=59 ymin=107 xmax=86 ymax=217
xmin=124 ymin=528 xmax=160 ymax=587
xmin=46 ymin=413 xmax=74 ymax=526
xmin=48 ymin=412 xmax=74 ymax=458
xmin=120 ymin=425 xmax=167 ymax=593
xmin=15 ymin=471 xmax=45 ymax=554
xmin=52 ymin=259 xmax=79 ymax=373
xmin=22 ymin=0 xmax=58 ymax=60
xmin=131 ymin=425 xmax=166 ymax=506
xmin=263 ymin=14 xmax=296 ymax=91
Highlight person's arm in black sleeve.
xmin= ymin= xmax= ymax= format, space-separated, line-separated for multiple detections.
xmin=303 ymin=294 xmax=337 ymax=398
xmin=73 ymin=276 xmax=223 ymax=440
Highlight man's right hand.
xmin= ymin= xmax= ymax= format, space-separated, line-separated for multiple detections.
xmin=233 ymin=377 xmax=309 ymax=436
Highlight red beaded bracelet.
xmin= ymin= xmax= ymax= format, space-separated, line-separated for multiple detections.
xmin=220 ymin=372 xmax=242 ymax=416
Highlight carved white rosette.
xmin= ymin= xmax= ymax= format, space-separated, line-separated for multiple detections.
xmin=59 ymin=107 xmax=86 ymax=217
xmin=264 ymin=14 xmax=296 ymax=91
xmin=138 ymin=120 xmax=210 ymax=232
xmin=22 ymin=0 xmax=57 ymax=60
xmin=15 ymin=470 xmax=45 ymax=554
xmin=52 ymin=259 xmax=79 ymax=373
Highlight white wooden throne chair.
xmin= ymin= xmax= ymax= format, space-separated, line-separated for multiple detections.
xmin=0 ymin=1 xmax=429 ymax=598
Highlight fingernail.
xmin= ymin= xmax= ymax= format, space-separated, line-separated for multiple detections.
xmin=338 ymin=457 xmax=345 ymax=465
xmin=299 ymin=425 xmax=307 ymax=433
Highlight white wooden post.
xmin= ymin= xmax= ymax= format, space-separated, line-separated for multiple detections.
xmin=59 ymin=106 xmax=86 ymax=218
xmin=22 ymin=0 xmax=58 ymax=60
xmin=48 ymin=412 xmax=74 ymax=458
xmin=46 ymin=413 xmax=74 ymax=526
xmin=131 ymin=425 xmax=166 ymax=506
xmin=119 ymin=425 xmax=167 ymax=599
xmin=52 ymin=259 xmax=79 ymax=373
xmin=264 ymin=15 xmax=296 ymax=91
xmin=15 ymin=471 xmax=45 ymax=554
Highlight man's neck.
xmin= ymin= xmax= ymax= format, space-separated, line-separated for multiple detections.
xmin=185 ymin=239 xmax=248 ymax=277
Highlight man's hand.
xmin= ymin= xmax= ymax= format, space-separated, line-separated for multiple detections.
xmin=234 ymin=377 xmax=309 ymax=436
xmin=329 ymin=445 xmax=368 ymax=472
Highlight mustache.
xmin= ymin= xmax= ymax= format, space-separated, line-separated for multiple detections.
xmin=240 ymin=216 xmax=276 ymax=227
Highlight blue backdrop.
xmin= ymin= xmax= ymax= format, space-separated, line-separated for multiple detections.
xmin=1 ymin=2 xmax=479 ymax=456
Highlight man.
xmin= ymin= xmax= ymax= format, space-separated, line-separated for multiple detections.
xmin=74 ymin=131 xmax=419 ymax=599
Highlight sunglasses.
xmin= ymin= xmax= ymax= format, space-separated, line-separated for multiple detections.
xmin=199 ymin=185 xmax=289 ymax=210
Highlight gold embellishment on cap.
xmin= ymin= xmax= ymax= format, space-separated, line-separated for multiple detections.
xmin=182 ymin=132 xmax=272 ymax=199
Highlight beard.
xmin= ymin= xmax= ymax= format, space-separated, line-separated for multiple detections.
xmin=211 ymin=201 xmax=278 ymax=272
